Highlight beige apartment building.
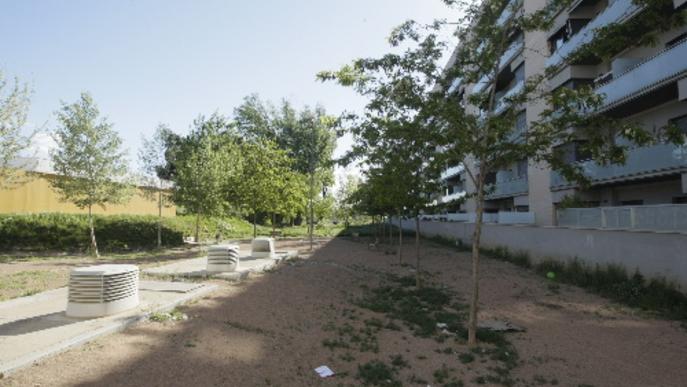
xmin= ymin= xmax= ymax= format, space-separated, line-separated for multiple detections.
xmin=434 ymin=0 xmax=687 ymax=230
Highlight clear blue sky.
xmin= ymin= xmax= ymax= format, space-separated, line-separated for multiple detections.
xmin=1 ymin=0 xmax=458 ymax=168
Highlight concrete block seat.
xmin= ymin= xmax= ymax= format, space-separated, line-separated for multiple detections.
xmin=66 ymin=264 xmax=139 ymax=318
xmin=251 ymin=237 xmax=275 ymax=258
xmin=207 ymin=244 xmax=240 ymax=273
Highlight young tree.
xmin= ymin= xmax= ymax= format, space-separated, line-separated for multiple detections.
xmin=233 ymin=140 xmax=296 ymax=238
xmin=334 ymin=172 xmax=361 ymax=228
xmin=0 ymin=71 xmax=32 ymax=188
xmin=319 ymin=32 xmax=444 ymax=285
xmin=50 ymin=92 xmax=130 ymax=257
xmin=172 ymin=114 xmax=238 ymax=243
xmin=139 ymin=124 xmax=174 ymax=248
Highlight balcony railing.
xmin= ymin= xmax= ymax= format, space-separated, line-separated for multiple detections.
xmin=441 ymin=164 xmax=464 ymax=180
xmin=550 ymin=143 xmax=687 ymax=188
xmin=546 ymin=0 xmax=642 ymax=69
xmin=439 ymin=191 xmax=467 ymax=204
xmin=557 ymin=204 xmax=687 ymax=232
xmin=486 ymin=176 xmax=528 ymax=199
xmin=596 ymin=38 xmax=687 ymax=109
xmin=496 ymin=0 xmax=521 ymax=27
xmin=472 ymin=39 xmax=524 ymax=94
xmin=494 ymin=80 xmax=524 ymax=114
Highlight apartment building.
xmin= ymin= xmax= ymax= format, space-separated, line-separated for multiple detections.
xmin=435 ymin=0 xmax=687 ymax=229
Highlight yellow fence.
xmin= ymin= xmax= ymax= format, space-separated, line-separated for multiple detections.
xmin=0 ymin=172 xmax=176 ymax=217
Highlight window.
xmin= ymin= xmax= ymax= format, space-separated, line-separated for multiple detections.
xmin=673 ymin=196 xmax=687 ymax=204
xmin=515 ymin=111 xmax=527 ymax=134
xmin=620 ymin=200 xmax=644 ymax=206
xmin=555 ymin=141 xmax=592 ymax=164
xmin=516 ymin=159 xmax=528 ymax=179
xmin=669 ymin=114 xmax=687 ymax=135
xmin=513 ymin=64 xmax=525 ymax=83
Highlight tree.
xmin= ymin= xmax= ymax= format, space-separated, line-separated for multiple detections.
xmin=172 ymin=114 xmax=239 ymax=243
xmin=50 ymin=92 xmax=130 ymax=257
xmin=319 ymin=28 xmax=444 ymax=285
xmin=0 ymin=71 xmax=32 ymax=188
xmin=234 ymin=96 xmax=337 ymax=248
xmin=139 ymin=124 xmax=174 ymax=248
xmin=296 ymin=108 xmax=338 ymax=250
xmin=334 ymin=172 xmax=361 ymax=227
xmin=233 ymin=139 xmax=298 ymax=238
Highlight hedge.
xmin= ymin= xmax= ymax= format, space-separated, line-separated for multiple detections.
xmin=0 ymin=213 xmax=184 ymax=252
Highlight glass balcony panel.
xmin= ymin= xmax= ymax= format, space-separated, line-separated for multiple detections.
xmin=546 ymin=0 xmax=642 ymax=68
xmin=494 ymin=80 xmax=524 ymax=114
xmin=550 ymin=143 xmax=687 ymax=188
xmin=596 ymin=39 xmax=687 ymax=108
xmin=486 ymin=176 xmax=528 ymax=198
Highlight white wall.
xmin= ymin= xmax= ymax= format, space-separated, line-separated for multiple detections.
xmin=401 ymin=219 xmax=687 ymax=288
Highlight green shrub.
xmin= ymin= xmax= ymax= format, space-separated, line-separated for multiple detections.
xmin=0 ymin=213 xmax=183 ymax=252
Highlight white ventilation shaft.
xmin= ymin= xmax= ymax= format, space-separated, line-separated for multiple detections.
xmin=207 ymin=244 xmax=240 ymax=272
xmin=66 ymin=264 xmax=139 ymax=318
xmin=251 ymin=237 xmax=275 ymax=258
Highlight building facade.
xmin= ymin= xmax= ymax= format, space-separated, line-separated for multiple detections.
xmin=0 ymin=171 xmax=176 ymax=217
xmin=435 ymin=0 xmax=687 ymax=231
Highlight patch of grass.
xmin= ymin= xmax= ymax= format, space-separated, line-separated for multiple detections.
xmin=458 ymin=352 xmax=475 ymax=364
xmin=0 ymin=270 xmax=63 ymax=301
xmin=535 ymin=259 xmax=687 ymax=322
xmin=390 ymin=354 xmax=409 ymax=369
xmin=340 ymin=352 xmax=355 ymax=362
xmin=149 ymin=308 xmax=187 ymax=322
xmin=433 ymin=364 xmax=451 ymax=383
xmin=356 ymin=360 xmax=401 ymax=387
xmin=356 ymin=274 xmax=465 ymax=338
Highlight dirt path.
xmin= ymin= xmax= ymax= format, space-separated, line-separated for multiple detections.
xmin=2 ymin=238 xmax=686 ymax=386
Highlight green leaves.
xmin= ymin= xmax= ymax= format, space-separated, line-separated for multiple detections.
xmin=50 ymin=92 xmax=130 ymax=210
xmin=0 ymin=71 xmax=32 ymax=188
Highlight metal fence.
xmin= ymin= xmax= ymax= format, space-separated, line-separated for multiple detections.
xmin=557 ymin=204 xmax=687 ymax=232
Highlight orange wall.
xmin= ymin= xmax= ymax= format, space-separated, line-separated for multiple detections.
xmin=0 ymin=173 xmax=176 ymax=217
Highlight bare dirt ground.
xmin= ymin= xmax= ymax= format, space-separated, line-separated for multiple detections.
xmin=3 ymin=237 xmax=687 ymax=387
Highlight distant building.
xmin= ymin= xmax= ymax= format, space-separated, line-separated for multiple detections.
xmin=0 ymin=156 xmax=176 ymax=217
xmin=432 ymin=0 xmax=687 ymax=231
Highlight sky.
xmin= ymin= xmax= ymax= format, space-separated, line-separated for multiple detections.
xmin=1 ymin=0 xmax=459 ymax=178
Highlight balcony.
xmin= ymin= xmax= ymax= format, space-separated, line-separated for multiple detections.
xmin=596 ymin=39 xmax=687 ymax=110
xmin=494 ymin=80 xmax=524 ymax=114
xmin=439 ymin=191 xmax=467 ymax=204
xmin=550 ymin=143 xmax=687 ymax=189
xmin=546 ymin=0 xmax=643 ymax=69
xmin=472 ymin=39 xmax=524 ymax=94
xmin=486 ymin=176 xmax=528 ymax=199
xmin=557 ymin=204 xmax=687 ymax=232
xmin=496 ymin=0 xmax=521 ymax=27
xmin=440 ymin=164 xmax=464 ymax=180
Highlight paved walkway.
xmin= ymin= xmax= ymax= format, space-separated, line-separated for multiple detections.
xmin=0 ymin=281 xmax=216 ymax=376
xmin=143 ymin=251 xmax=297 ymax=281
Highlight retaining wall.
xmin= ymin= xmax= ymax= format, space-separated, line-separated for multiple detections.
xmin=399 ymin=219 xmax=687 ymax=288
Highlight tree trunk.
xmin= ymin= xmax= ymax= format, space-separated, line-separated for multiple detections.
xmin=309 ymin=173 xmax=315 ymax=251
xmin=388 ymin=216 xmax=393 ymax=250
xmin=468 ymin=176 xmax=486 ymax=347
xmin=253 ymin=211 xmax=257 ymax=239
xmin=272 ymin=213 xmax=276 ymax=237
xmin=398 ymin=210 xmax=403 ymax=264
xmin=195 ymin=212 xmax=200 ymax=245
xmin=415 ymin=215 xmax=421 ymax=287
xmin=157 ymin=190 xmax=162 ymax=248
xmin=88 ymin=205 xmax=99 ymax=258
